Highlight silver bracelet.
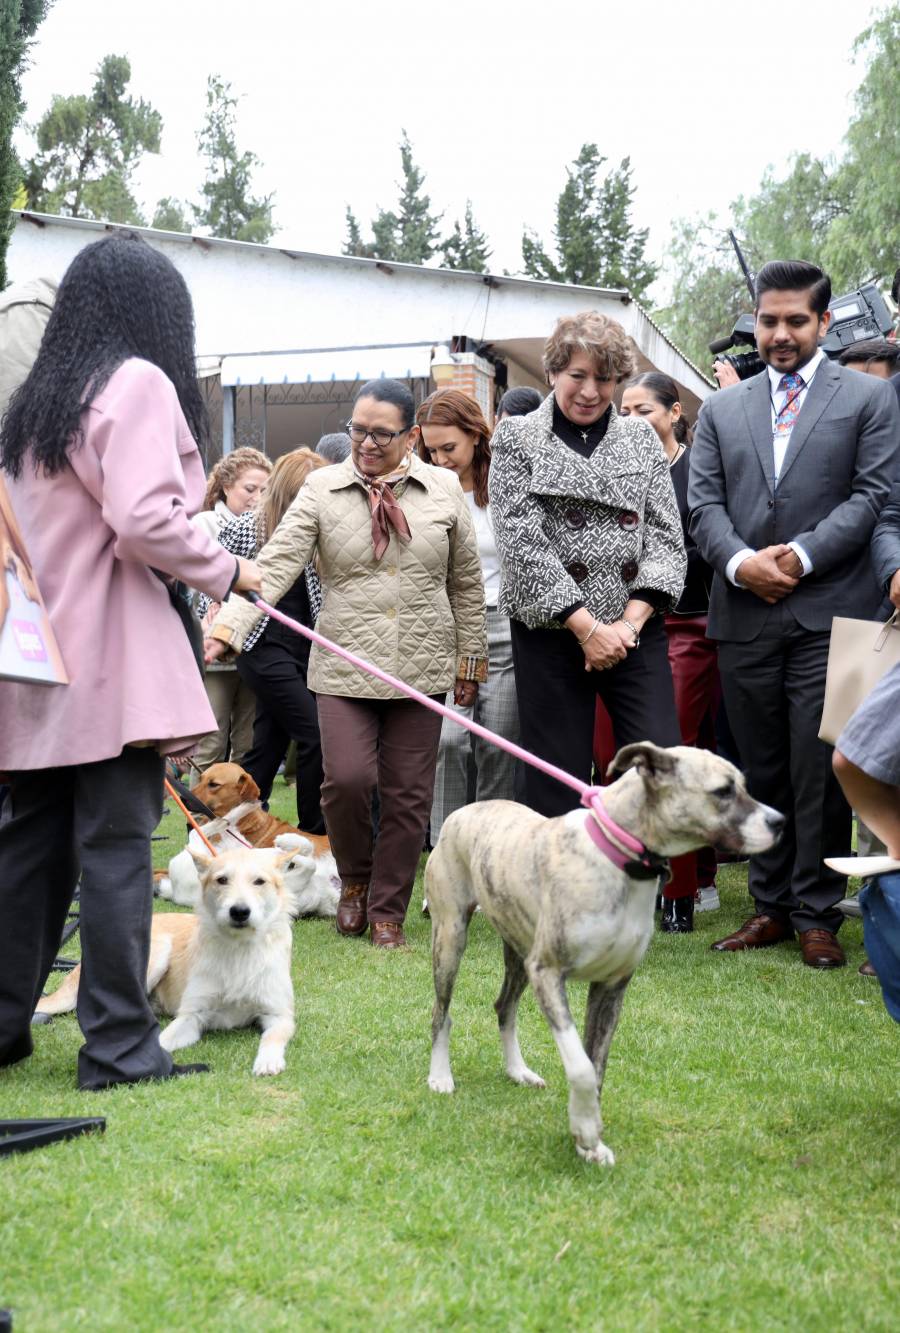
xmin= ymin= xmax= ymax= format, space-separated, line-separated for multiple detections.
xmin=619 ymin=617 xmax=640 ymax=646
xmin=577 ymin=619 xmax=600 ymax=646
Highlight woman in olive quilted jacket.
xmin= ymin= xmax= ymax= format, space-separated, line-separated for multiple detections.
xmin=208 ymin=378 xmax=487 ymax=949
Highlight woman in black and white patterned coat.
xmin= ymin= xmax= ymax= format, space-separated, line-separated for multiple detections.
xmin=489 ymin=310 xmax=687 ymax=820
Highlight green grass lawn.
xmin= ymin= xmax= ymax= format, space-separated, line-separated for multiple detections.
xmin=2 ymin=779 xmax=897 ymax=1331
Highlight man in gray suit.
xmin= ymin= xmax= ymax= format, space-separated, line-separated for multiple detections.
xmin=689 ymin=260 xmax=900 ymax=968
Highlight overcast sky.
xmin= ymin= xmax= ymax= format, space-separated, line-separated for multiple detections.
xmin=16 ymin=0 xmax=874 ymax=298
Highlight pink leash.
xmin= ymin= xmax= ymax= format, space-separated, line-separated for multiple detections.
xmin=245 ymin=594 xmax=664 ymax=878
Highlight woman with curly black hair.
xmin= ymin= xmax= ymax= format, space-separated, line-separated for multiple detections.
xmin=0 ymin=232 xmax=261 ymax=1090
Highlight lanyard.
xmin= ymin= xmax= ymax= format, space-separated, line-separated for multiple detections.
xmin=770 ymin=383 xmax=804 ymax=429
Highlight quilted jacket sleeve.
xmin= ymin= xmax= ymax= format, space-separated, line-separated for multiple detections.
xmin=633 ymin=424 xmax=687 ymax=607
xmin=210 ymin=482 xmax=320 ymax=652
xmin=445 ymin=483 xmax=489 ymax=679
xmin=488 ymin=418 xmax=585 ymax=621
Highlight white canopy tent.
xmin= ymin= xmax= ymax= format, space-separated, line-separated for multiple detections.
xmin=8 ymin=212 xmax=713 ymax=456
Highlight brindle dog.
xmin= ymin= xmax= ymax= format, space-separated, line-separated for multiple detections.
xmin=425 ymin=742 xmax=783 ymax=1167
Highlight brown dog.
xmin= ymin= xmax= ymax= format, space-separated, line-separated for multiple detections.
xmin=191 ymin=762 xmax=330 ymax=856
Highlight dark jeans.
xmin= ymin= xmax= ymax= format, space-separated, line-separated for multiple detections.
xmin=0 ymin=747 xmax=172 ymax=1088
xmin=717 ymin=607 xmax=851 ymax=933
xmin=237 ymin=639 xmax=325 ymax=835
xmin=860 ymin=873 xmax=900 ymax=1023
xmin=510 ymin=616 xmax=681 ymax=818
xmin=316 ymin=693 xmax=444 ymax=924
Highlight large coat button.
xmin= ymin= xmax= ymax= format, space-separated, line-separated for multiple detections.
xmin=565 ymin=507 xmax=587 ymax=530
xmin=564 ymin=560 xmax=590 ymax=584
xmin=618 ymin=510 xmax=639 ymax=531
xmin=621 ymin=559 xmax=639 ymax=582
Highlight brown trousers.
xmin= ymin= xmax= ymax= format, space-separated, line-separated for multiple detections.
xmin=317 ymin=693 xmax=444 ymax=924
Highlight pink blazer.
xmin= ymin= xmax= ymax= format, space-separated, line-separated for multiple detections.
xmin=0 ymin=358 xmax=238 ymax=770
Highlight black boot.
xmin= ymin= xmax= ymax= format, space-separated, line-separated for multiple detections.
xmin=660 ymin=895 xmax=694 ymax=933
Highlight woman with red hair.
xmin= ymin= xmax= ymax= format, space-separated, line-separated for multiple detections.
xmin=418 ymin=389 xmax=520 ymax=845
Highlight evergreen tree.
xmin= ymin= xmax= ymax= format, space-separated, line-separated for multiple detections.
xmin=0 ymin=0 xmax=49 ymax=289
xmin=194 ymin=75 xmax=274 ymax=244
xmin=371 ymin=207 xmax=400 ymax=261
xmin=441 ymin=200 xmax=491 ymax=272
xmin=393 ymin=130 xmax=441 ymax=263
xmin=345 ymin=131 xmax=441 ymax=264
xmin=521 ymin=144 xmax=657 ymax=298
xmin=343 ymin=205 xmax=372 ymax=258
xmin=594 ymin=157 xmax=657 ymax=296
xmin=22 ymin=53 xmax=161 ymax=226
xmin=152 ymin=196 xmax=190 ymax=233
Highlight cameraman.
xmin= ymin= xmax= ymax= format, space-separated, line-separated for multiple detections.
xmin=688 ymin=260 xmax=899 ymax=971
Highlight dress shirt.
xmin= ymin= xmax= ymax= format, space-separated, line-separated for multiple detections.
xmin=726 ymin=348 xmax=825 ymax=587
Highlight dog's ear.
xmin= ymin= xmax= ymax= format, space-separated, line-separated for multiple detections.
xmin=607 ymin=742 xmax=677 ymax=786
xmin=188 ymin=848 xmax=215 ymax=875
xmin=236 ymin=769 xmax=260 ymax=802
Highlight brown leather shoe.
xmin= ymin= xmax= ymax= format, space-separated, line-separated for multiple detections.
xmin=859 ymin=958 xmax=877 ymax=977
xmin=799 ymin=928 xmax=846 ymax=969
xmin=711 ymin=914 xmax=793 ymax=952
xmin=336 ymin=882 xmax=368 ymax=937
xmin=370 ymin=921 xmax=409 ymax=950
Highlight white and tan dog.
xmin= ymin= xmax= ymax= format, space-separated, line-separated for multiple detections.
xmin=38 ymin=847 xmax=297 ymax=1076
xmin=158 ymin=824 xmax=339 ymax=918
xmin=425 ymin=743 xmax=784 ymax=1167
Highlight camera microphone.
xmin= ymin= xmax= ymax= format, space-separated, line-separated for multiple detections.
xmin=708 ymin=334 xmax=736 ymax=355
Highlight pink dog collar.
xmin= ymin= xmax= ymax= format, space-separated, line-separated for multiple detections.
xmin=580 ymin=788 xmax=669 ymax=881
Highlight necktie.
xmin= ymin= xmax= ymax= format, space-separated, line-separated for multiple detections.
xmin=775 ymin=372 xmax=804 ymax=435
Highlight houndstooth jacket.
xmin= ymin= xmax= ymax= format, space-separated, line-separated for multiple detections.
xmin=488 ymin=392 xmax=686 ymax=630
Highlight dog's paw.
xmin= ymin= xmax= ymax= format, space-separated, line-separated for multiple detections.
xmin=576 ymin=1140 xmax=616 ymax=1168
xmin=253 ymin=1050 xmax=286 ymax=1077
xmin=509 ymin=1066 xmax=546 ymax=1089
xmin=156 ymin=876 xmax=173 ymax=900
xmin=427 ymin=1073 xmax=455 ymax=1094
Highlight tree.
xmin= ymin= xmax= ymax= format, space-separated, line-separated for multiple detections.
xmin=652 ymin=215 xmax=751 ymax=374
xmin=23 ymin=53 xmax=161 ymax=225
xmin=441 ymin=201 xmax=491 ymax=272
xmin=151 ymin=196 xmax=190 ymax=233
xmin=0 ymin=0 xmax=50 ymax=289
xmin=343 ymin=206 xmax=371 ymax=258
xmin=194 ymin=75 xmax=274 ymax=244
xmin=655 ymin=7 xmax=899 ymax=367
xmin=393 ymin=131 xmax=441 ymax=263
xmin=822 ymin=8 xmax=900 ymax=288
xmin=594 ymin=157 xmax=657 ymax=297
xmin=731 ymin=153 xmax=851 ymax=277
xmin=343 ymin=131 xmax=441 ymax=264
xmin=521 ymin=144 xmax=658 ymax=299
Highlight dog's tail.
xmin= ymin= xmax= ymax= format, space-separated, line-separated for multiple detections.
xmin=35 ymin=966 xmax=81 ymax=1016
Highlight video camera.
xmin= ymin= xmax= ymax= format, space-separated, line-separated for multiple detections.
xmin=709 ymin=233 xmax=896 ymax=381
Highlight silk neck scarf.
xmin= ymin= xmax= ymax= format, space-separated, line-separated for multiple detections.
xmin=352 ymin=457 xmax=413 ymax=561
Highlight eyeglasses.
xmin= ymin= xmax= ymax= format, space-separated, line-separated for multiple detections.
xmin=345 ymin=421 xmax=410 ymax=449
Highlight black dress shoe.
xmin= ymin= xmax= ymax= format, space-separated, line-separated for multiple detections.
xmin=83 ymin=1062 xmax=210 ymax=1091
xmin=660 ymin=896 xmax=694 ymax=933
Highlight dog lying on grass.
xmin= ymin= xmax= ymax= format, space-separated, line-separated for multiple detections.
xmin=191 ymin=761 xmax=330 ymax=856
xmin=38 ymin=847 xmax=297 ymax=1077
xmin=425 ymin=743 xmax=784 ymax=1167
xmin=158 ymin=825 xmax=339 ymax=917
